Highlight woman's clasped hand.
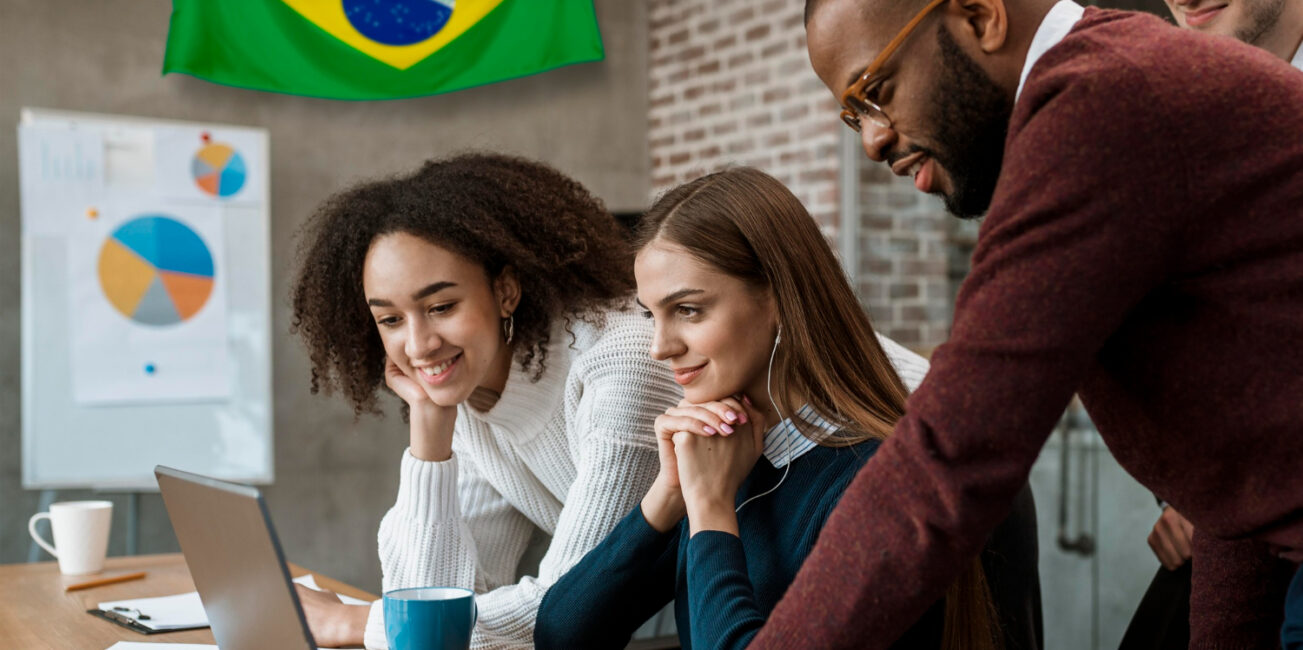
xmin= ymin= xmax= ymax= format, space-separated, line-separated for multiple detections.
xmin=664 ymin=397 xmax=766 ymax=537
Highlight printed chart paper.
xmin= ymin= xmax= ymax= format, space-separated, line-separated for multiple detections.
xmin=18 ymin=126 xmax=105 ymax=236
xmin=67 ymin=202 xmax=230 ymax=405
xmin=154 ymin=127 xmax=265 ymax=204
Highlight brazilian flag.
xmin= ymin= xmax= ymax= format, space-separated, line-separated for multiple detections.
xmin=163 ymin=0 xmax=604 ymax=100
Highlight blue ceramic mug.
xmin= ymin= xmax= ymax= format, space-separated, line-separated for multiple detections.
xmin=383 ymin=586 xmax=477 ymax=650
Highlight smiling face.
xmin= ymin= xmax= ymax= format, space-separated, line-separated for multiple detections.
xmin=1165 ymin=0 xmax=1285 ymax=43
xmin=634 ymin=240 xmax=779 ymax=405
xmin=362 ymin=232 xmax=518 ymax=407
xmin=808 ymin=0 xmax=1015 ymax=219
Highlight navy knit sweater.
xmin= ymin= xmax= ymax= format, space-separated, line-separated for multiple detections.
xmin=534 ymin=439 xmax=1042 ymax=649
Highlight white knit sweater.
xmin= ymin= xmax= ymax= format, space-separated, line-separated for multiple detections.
xmin=362 ymin=310 xmax=682 ymax=649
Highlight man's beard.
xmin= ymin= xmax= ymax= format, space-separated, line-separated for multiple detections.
xmin=1236 ymin=0 xmax=1287 ymax=46
xmin=923 ymin=25 xmax=1014 ymax=220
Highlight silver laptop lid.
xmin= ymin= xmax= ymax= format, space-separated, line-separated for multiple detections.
xmin=155 ymin=465 xmax=315 ymax=650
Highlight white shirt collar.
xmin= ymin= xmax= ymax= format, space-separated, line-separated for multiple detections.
xmin=1016 ymin=0 xmax=1086 ymax=102
xmin=1291 ymin=44 xmax=1303 ymax=71
xmin=761 ymin=404 xmax=839 ymax=468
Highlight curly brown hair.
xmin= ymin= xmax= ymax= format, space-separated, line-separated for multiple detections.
xmin=290 ymin=152 xmax=635 ymax=417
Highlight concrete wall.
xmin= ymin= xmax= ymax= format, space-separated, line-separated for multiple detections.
xmin=1029 ymin=418 xmax=1165 ymax=649
xmin=0 ymin=0 xmax=648 ymax=592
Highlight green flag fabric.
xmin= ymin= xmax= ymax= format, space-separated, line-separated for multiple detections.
xmin=163 ymin=0 xmax=604 ymax=100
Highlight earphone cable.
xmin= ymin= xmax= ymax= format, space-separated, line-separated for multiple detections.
xmin=736 ymin=329 xmax=791 ymax=513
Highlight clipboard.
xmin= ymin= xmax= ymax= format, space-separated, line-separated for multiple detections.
xmin=86 ymin=607 xmax=208 ymax=635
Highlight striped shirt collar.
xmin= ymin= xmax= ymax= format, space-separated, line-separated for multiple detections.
xmin=761 ymin=404 xmax=839 ymax=468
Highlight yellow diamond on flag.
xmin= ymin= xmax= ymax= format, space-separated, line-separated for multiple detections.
xmin=280 ymin=0 xmax=505 ymax=70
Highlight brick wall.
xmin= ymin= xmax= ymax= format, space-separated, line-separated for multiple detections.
xmin=648 ymin=0 xmax=840 ymax=230
xmin=854 ymin=165 xmax=955 ymax=348
xmin=648 ymin=0 xmax=955 ymax=350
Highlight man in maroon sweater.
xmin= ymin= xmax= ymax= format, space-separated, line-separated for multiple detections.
xmin=746 ymin=0 xmax=1303 ymax=647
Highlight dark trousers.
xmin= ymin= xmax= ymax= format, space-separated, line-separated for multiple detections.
xmin=1119 ymin=563 xmax=1191 ymax=650
xmin=1285 ymin=565 xmax=1303 ymax=649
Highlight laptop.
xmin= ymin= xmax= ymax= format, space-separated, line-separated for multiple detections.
xmin=155 ymin=465 xmax=317 ymax=650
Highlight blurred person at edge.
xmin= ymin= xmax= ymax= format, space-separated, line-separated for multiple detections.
xmin=1165 ymin=0 xmax=1303 ymax=66
xmin=1120 ymin=1 xmax=1303 ymax=648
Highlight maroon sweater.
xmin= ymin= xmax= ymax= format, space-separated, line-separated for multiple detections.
xmin=753 ymin=9 xmax=1303 ymax=649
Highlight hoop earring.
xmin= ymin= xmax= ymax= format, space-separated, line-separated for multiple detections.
xmin=502 ymin=314 xmax=515 ymax=344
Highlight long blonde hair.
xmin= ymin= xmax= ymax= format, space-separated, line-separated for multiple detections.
xmin=637 ymin=167 xmax=1002 ymax=650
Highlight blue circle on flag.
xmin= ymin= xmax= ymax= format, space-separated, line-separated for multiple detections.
xmin=343 ymin=0 xmax=455 ymax=46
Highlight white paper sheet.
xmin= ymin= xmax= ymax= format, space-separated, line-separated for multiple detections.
xmin=294 ymin=573 xmax=374 ymax=606
xmin=18 ymin=126 xmax=106 ymax=236
xmin=154 ymin=127 xmax=265 ymax=204
xmin=18 ymin=124 xmax=105 ymax=190
xmin=99 ymin=591 xmax=207 ymax=631
xmin=103 ymin=125 xmax=156 ymax=188
xmin=68 ymin=201 xmax=231 ymax=405
xmin=97 ymin=574 xmax=373 ymax=633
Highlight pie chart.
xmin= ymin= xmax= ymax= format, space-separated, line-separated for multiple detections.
xmin=98 ymin=215 xmax=215 ymax=326
xmin=191 ymin=143 xmax=246 ymax=198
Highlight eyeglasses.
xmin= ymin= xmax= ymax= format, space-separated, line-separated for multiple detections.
xmin=840 ymin=0 xmax=947 ymax=132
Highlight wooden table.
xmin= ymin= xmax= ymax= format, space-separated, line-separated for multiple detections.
xmin=0 ymin=553 xmax=376 ymax=649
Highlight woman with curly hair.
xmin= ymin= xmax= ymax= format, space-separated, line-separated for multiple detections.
xmin=289 ymin=152 xmax=681 ymax=649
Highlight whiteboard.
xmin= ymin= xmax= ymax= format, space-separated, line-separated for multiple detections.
xmin=20 ymin=108 xmax=273 ymax=489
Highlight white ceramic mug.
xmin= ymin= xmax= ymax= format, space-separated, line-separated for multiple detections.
xmin=28 ymin=500 xmax=113 ymax=575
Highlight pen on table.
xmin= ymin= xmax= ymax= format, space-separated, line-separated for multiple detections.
xmin=65 ymin=571 xmax=147 ymax=592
